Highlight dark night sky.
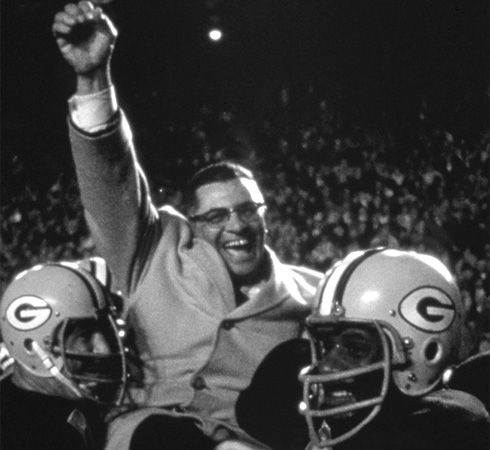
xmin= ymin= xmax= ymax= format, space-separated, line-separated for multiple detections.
xmin=1 ymin=0 xmax=488 ymax=177
xmin=109 ymin=0 xmax=489 ymax=118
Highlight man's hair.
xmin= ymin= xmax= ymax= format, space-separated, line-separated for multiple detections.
xmin=184 ymin=161 xmax=257 ymax=211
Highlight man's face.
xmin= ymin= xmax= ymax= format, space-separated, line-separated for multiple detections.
xmin=63 ymin=319 xmax=114 ymax=379
xmin=61 ymin=318 xmax=125 ymax=403
xmin=312 ymin=325 xmax=384 ymax=414
xmin=64 ymin=323 xmax=111 ymax=356
xmin=301 ymin=324 xmax=387 ymax=445
xmin=318 ymin=326 xmax=382 ymax=371
xmin=191 ymin=178 xmax=267 ymax=282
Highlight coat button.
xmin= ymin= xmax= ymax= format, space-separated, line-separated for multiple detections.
xmin=191 ymin=376 xmax=206 ymax=390
xmin=222 ymin=320 xmax=234 ymax=330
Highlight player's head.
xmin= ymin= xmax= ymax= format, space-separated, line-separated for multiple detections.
xmin=186 ymin=162 xmax=268 ymax=284
xmin=0 ymin=258 xmax=127 ymax=404
xmin=299 ymin=248 xmax=467 ymax=448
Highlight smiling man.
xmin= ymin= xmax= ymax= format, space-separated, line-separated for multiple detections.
xmin=310 ymin=324 xmax=384 ymax=416
xmin=186 ymin=163 xmax=269 ymax=292
xmin=52 ymin=3 xmax=322 ymax=450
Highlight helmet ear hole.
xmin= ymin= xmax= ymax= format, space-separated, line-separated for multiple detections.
xmin=423 ymin=339 xmax=442 ymax=364
xmin=24 ymin=338 xmax=34 ymax=353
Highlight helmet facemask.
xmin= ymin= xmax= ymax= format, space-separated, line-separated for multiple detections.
xmin=299 ymin=317 xmax=392 ymax=448
xmin=57 ymin=314 xmax=127 ymax=405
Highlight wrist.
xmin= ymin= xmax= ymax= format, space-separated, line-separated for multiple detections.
xmin=75 ymin=65 xmax=112 ymax=96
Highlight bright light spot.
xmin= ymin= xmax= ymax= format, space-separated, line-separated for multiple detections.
xmin=360 ymin=290 xmax=380 ymax=304
xmin=384 ymin=249 xmax=403 ymax=257
xmin=208 ymin=29 xmax=222 ymax=41
xmin=418 ymin=254 xmax=453 ymax=282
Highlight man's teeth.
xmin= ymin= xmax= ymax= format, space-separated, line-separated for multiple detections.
xmin=330 ymin=390 xmax=351 ymax=398
xmin=224 ymin=240 xmax=249 ymax=249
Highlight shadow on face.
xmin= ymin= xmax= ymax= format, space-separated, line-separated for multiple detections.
xmin=309 ymin=324 xmax=385 ymax=417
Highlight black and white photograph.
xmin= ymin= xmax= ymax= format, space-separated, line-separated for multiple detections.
xmin=1 ymin=1 xmax=489 ymax=449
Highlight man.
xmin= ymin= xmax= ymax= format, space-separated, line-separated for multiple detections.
xmin=237 ymin=248 xmax=489 ymax=449
xmin=0 ymin=258 xmax=127 ymax=450
xmin=52 ymin=3 xmax=322 ymax=449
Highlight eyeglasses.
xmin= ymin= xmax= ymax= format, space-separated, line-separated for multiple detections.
xmin=189 ymin=201 xmax=265 ymax=228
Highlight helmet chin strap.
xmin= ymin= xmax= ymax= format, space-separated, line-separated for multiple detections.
xmin=30 ymin=340 xmax=83 ymax=399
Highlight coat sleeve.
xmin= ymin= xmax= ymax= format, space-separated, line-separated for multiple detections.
xmin=68 ymin=113 xmax=158 ymax=296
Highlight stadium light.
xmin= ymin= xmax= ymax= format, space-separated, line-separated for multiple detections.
xmin=208 ymin=28 xmax=223 ymax=41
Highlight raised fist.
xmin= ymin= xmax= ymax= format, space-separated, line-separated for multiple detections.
xmin=52 ymin=1 xmax=117 ymax=75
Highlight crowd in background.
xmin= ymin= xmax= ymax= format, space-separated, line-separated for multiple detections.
xmin=1 ymin=83 xmax=489 ymax=353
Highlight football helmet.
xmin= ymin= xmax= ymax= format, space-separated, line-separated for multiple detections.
xmin=0 ymin=258 xmax=127 ymax=404
xmin=299 ymin=248 xmax=466 ymax=448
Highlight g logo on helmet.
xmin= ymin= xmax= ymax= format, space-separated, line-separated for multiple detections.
xmin=399 ymin=287 xmax=456 ymax=333
xmin=4 ymin=296 xmax=52 ymax=331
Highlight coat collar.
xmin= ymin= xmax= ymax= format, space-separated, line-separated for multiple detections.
xmin=226 ymin=247 xmax=313 ymax=319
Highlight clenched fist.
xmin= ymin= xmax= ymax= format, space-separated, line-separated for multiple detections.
xmin=53 ymin=1 xmax=117 ymax=76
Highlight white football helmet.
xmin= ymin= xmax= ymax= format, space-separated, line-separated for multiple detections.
xmin=0 ymin=258 xmax=127 ymax=404
xmin=299 ymin=248 xmax=467 ymax=448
